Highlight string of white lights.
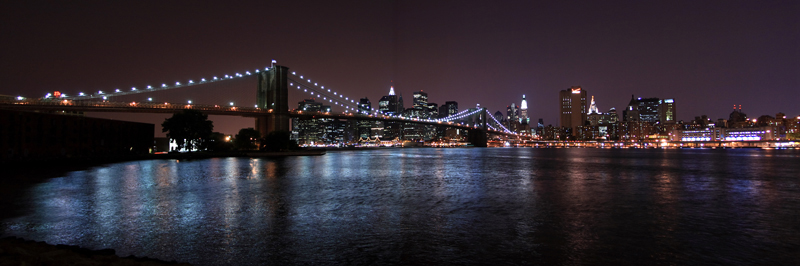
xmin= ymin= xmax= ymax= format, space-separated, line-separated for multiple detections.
xmin=488 ymin=113 xmax=513 ymax=133
xmin=287 ymin=75 xmax=360 ymax=113
xmin=56 ymin=66 xmax=271 ymax=100
xmin=435 ymin=108 xmax=484 ymax=122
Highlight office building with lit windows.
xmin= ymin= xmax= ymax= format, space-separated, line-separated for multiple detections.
xmin=559 ymin=86 xmax=587 ymax=136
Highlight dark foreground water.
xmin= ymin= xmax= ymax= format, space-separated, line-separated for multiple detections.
xmin=2 ymin=148 xmax=800 ymax=265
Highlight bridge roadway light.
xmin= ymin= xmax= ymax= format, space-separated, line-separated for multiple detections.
xmin=187 ymin=100 xmax=192 ymax=104
xmin=79 ymin=92 xmax=85 ymax=96
xmin=148 ymin=98 xmax=152 ymax=101
xmin=115 ymin=89 xmax=120 ymax=92
xmin=230 ymin=102 xmax=234 ymax=106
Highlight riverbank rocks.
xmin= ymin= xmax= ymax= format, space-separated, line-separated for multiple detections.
xmin=0 ymin=237 xmax=191 ymax=265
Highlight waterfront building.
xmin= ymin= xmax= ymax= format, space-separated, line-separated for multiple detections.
xmin=616 ymin=121 xmax=654 ymax=140
xmin=294 ymin=99 xmax=329 ymax=145
xmin=672 ymin=127 xmax=777 ymax=142
xmin=559 ymin=86 xmax=587 ymax=136
xmin=787 ymin=115 xmax=800 ymax=139
xmin=728 ymin=105 xmax=749 ymax=128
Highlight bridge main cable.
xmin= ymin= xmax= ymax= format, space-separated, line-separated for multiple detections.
xmin=60 ymin=67 xmax=271 ymax=101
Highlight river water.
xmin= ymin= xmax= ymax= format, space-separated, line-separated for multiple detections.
xmin=2 ymin=148 xmax=799 ymax=265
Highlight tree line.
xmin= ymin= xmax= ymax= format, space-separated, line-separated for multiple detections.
xmin=161 ymin=109 xmax=297 ymax=152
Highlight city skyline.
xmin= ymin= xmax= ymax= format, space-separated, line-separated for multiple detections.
xmin=1 ymin=1 xmax=797 ymax=136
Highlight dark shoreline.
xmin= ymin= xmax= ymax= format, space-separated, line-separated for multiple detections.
xmin=0 ymin=237 xmax=191 ymax=265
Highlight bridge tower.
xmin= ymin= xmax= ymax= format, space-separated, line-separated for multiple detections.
xmin=255 ymin=65 xmax=290 ymax=137
xmin=467 ymin=108 xmax=488 ymax=147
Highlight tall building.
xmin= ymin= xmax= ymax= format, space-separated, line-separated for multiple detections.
xmin=728 ymin=105 xmax=748 ymax=128
xmin=426 ymin=103 xmax=438 ymax=118
xmin=412 ymin=91 xmax=428 ymax=109
xmin=623 ymin=95 xmax=640 ymax=121
xmin=294 ymin=99 xmax=326 ymax=145
xmin=638 ymin=97 xmax=660 ymax=122
xmin=379 ymin=86 xmax=402 ymax=139
xmin=623 ymin=96 xmax=677 ymax=123
xmin=659 ymin=98 xmax=677 ymax=123
xmin=439 ymin=101 xmax=458 ymax=118
xmin=378 ymin=86 xmax=401 ymax=115
xmin=358 ymin=97 xmax=371 ymax=114
xmin=559 ymin=86 xmax=588 ymax=135
xmin=588 ymin=96 xmax=599 ymax=114
xmin=520 ymin=95 xmax=529 ymax=124
xmin=507 ymin=104 xmax=518 ymax=121
xmin=493 ymin=111 xmax=504 ymax=123
xmin=357 ymin=97 xmax=373 ymax=138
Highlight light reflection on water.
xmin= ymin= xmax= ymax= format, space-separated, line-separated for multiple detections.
xmin=2 ymin=148 xmax=800 ymax=265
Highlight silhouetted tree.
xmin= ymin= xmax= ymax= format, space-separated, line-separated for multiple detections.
xmin=162 ymin=109 xmax=213 ymax=151
xmin=262 ymin=130 xmax=297 ymax=151
xmin=207 ymin=132 xmax=233 ymax=152
xmin=235 ymin=128 xmax=261 ymax=150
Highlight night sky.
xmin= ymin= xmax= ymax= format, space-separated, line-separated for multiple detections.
xmin=2 ymin=1 xmax=797 ymax=136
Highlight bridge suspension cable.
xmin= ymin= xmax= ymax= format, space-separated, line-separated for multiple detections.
xmin=488 ymin=112 xmax=513 ymax=133
xmin=434 ymin=108 xmax=483 ymax=122
xmin=57 ymin=67 xmax=271 ymax=101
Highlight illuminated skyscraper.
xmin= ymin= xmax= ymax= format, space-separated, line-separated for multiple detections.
xmin=507 ymin=103 xmax=519 ymax=122
xmin=588 ymin=96 xmax=599 ymax=114
xmin=520 ymin=95 xmax=529 ymax=124
xmin=559 ymin=86 xmax=588 ymax=135
xmin=659 ymin=99 xmax=676 ymax=123
xmin=379 ymin=86 xmax=402 ymax=139
xmin=412 ymin=91 xmax=428 ymax=109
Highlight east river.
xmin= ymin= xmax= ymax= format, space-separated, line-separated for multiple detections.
xmin=2 ymin=148 xmax=799 ymax=265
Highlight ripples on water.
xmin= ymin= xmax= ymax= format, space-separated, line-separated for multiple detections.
xmin=2 ymin=148 xmax=799 ymax=265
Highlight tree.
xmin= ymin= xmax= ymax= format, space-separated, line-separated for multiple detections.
xmin=162 ymin=109 xmax=213 ymax=151
xmin=262 ymin=130 xmax=297 ymax=151
xmin=234 ymin=128 xmax=261 ymax=150
xmin=207 ymin=132 xmax=233 ymax=152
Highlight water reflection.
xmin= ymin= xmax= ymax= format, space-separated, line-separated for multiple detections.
xmin=2 ymin=149 xmax=800 ymax=265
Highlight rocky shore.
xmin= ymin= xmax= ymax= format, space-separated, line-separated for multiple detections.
xmin=0 ymin=237 xmax=191 ymax=266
